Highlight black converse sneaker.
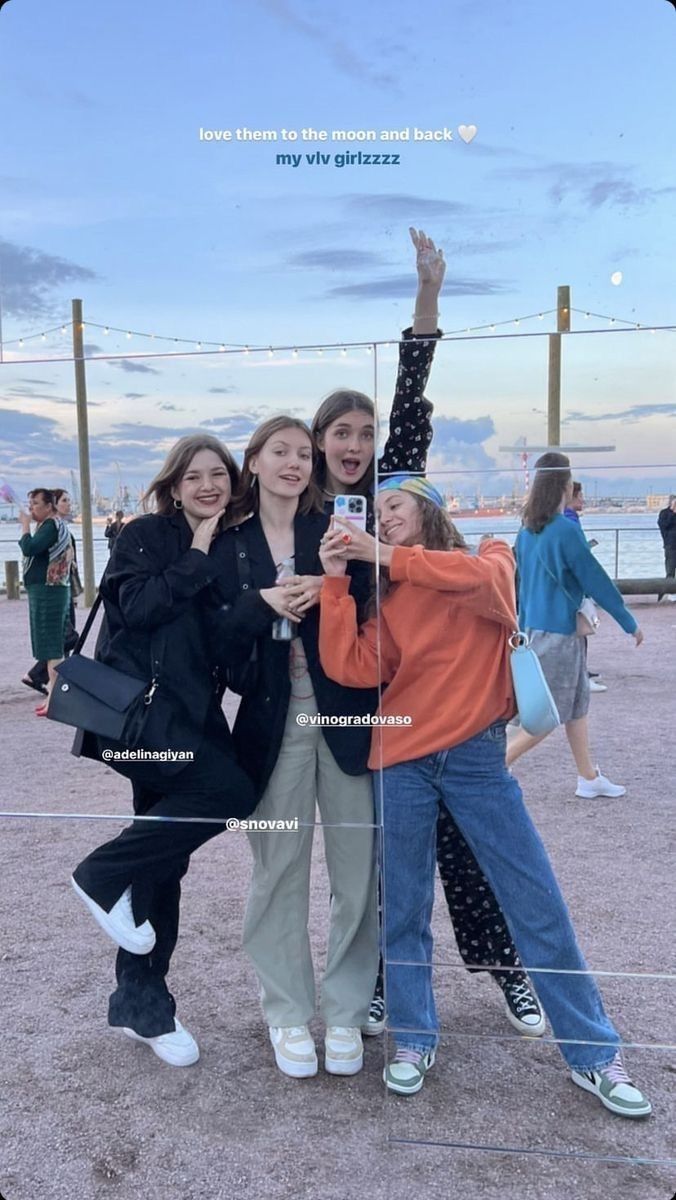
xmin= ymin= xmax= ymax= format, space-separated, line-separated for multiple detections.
xmin=362 ymin=985 xmax=386 ymax=1037
xmin=500 ymin=974 xmax=546 ymax=1036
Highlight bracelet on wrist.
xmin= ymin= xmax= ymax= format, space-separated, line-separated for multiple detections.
xmin=413 ymin=313 xmax=439 ymax=321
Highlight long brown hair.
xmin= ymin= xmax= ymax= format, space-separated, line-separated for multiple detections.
xmin=229 ymin=416 xmax=324 ymax=523
xmin=369 ymin=493 xmax=467 ymax=613
xmin=522 ymin=452 xmax=571 ymax=534
xmin=311 ymin=390 xmax=375 ymax=494
xmin=143 ymin=434 xmax=240 ymax=516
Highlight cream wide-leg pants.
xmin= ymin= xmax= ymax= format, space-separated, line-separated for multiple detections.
xmin=242 ymin=692 xmax=379 ymax=1028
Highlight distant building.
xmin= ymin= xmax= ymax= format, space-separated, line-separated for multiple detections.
xmin=646 ymin=494 xmax=670 ymax=511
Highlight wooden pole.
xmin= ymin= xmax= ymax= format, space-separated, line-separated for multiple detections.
xmin=72 ymin=299 xmax=96 ymax=607
xmin=547 ymin=285 xmax=570 ymax=447
xmin=5 ymin=560 xmax=20 ymax=599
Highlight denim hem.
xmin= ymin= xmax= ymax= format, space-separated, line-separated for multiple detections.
xmin=568 ymin=1051 xmax=618 ymax=1073
xmin=392 ymin=1037 xmax=438 ymax=1054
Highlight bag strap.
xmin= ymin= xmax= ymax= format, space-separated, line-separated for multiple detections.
xmin=533 ymin=542 xmax=578 ymax=608
xmin=71 ymin=592 xmax=104 ymax=654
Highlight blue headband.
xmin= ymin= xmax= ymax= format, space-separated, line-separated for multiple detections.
xmin=377 ymin=474 xmax=445 ymax=509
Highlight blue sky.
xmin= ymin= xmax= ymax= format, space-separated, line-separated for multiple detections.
xmin=1 ymin=0 xmax=675 ymax=502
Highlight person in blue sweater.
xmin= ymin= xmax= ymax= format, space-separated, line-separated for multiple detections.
xmin=507 ymin=453 xmax=643 ymax=798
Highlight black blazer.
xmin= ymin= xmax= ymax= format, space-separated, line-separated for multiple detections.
xmin=209 ymin=510 xmax=378 ymax=799
xmin=81 ymin=512 xmax=234 ymax=776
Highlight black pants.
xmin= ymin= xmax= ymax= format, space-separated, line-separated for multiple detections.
xmin=665 ymin=548 xmax=676 ymax=579
xmin=436 ymin=806 xmax=524 ymax=988
xmin=73 ymin=722 xmax=256 ymax=1037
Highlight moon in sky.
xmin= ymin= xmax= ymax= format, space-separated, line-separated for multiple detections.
xmin=611 ymin=271 xmax=623 ymax=286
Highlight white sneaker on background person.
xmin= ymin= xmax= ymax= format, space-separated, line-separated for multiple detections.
xmin=575 ymin=769 xmax=626 ymax=799
xmin=589 ymin=677 xmax=608 ymax=693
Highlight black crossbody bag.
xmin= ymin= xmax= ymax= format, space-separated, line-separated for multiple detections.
xmin=46 ymin=593 xmax=159 ymax=745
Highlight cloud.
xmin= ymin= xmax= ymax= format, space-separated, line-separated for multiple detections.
xmin=124 ymin=393 xmax=147 ymax=400
xmin=84 ymin=343 xmax=104 ymax=356
xmin=285 ymin=249 xmax=387 ymax=272
xmin=563 ymin=403 xmax=676 ymax=424
xmin=3 ymin=385 xmax=102 ymax=406
xmin=200 ymin=413 xmax=262 ymax=441
xmin=432 ymin=415 xmax=496 ymax=446
xmin=106 ymin=359 xmax=161 ymax=375
xmin=256 ymin=0 xmax=399 ymax=92
xmin=491 ymin=162 xmax=676 ymax=212
xmin=157 ymin=402 xmax=184 ymax=411
xmin=208 ymin=386 xmax=239 ymax=395
xmin=344 ymin=194 xmax=472 ymax=219
xmin=326 ymin=274 xmax=510 ymax=300
xmin=0 ymin=238 xmax=97 ymax=318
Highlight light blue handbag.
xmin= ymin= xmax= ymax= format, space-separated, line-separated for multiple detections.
xmin=509 ymin=632 xmax=560 ymax=736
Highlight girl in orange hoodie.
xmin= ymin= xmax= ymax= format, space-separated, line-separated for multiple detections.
xmin=317 ymin=475 xmax=651 ymax=1119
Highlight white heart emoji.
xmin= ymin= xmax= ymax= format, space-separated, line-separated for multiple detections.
xmin=458 ymin=125 xmax=477 ymax=144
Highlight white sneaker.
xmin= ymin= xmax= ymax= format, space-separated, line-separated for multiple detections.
xmin=324 ymin=1026 xmax=364 ymax=1075
xmin=123 ymin=1018 xmax=199 ymax=1067
xmin=575 ymin=768 xmax=626 ymax=799
xmin=589 ymin=678 xmax=608 ymax=693
xmin=667 ymin=594 xmax=676 ymax=603
xmin=71 ymin=877 xmax=156 ymax=955
xmin=269 ymin=1025 xmax=318 ymax=1077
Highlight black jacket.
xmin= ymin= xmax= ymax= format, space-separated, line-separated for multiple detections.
xmin=80 ymin=511 xmax=233 ymax=776
xmin=209 ymin=510 xmax=378 ymax=799
xmin=658 ymin=505 xmax=676 ymax=554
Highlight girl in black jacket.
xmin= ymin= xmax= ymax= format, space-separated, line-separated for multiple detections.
xmin=71 ymin=435 xmax=257 ymax=1067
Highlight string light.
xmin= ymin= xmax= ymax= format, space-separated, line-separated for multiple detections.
xmin=2 ymin=307 xmax=675 ymax=357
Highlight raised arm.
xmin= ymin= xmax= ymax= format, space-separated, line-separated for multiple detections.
xmin=388 ymin=540 xmax=517 ymax=629
xmin=18 ymin=517 xmax=58 ymax=556
xmin=378 ymin=228 xmax=445 ymax=479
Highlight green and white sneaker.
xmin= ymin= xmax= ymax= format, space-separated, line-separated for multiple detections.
xmin=571 ymin=1052 xmax=652 ymax=1118
xmin=384 ymin=1046 xmax=436 ymax=1096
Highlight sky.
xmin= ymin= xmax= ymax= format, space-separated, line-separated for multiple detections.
xmin=1 ymin=0 xmax=676 ymax=504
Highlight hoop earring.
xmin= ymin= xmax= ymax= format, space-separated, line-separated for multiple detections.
xmin=173 ymin=498 xmax=183 ymax=510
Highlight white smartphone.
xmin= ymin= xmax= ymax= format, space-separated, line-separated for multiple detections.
xmin=333 ymin=494 xmax=367 ymax=532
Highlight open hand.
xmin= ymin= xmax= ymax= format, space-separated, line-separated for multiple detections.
xmin=409 ymin=227 xmax=446 ymax=290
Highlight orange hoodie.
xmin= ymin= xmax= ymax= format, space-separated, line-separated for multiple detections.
xmin=319 ymin=540 xmax=517 ymax=769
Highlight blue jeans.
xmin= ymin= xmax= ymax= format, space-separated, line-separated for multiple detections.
xmin=377 ymin=721 xmax=621 ymax=1071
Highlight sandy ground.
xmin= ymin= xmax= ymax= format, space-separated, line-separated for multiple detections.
xmin=0 ymin=594 xmax=675 ymax=1200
